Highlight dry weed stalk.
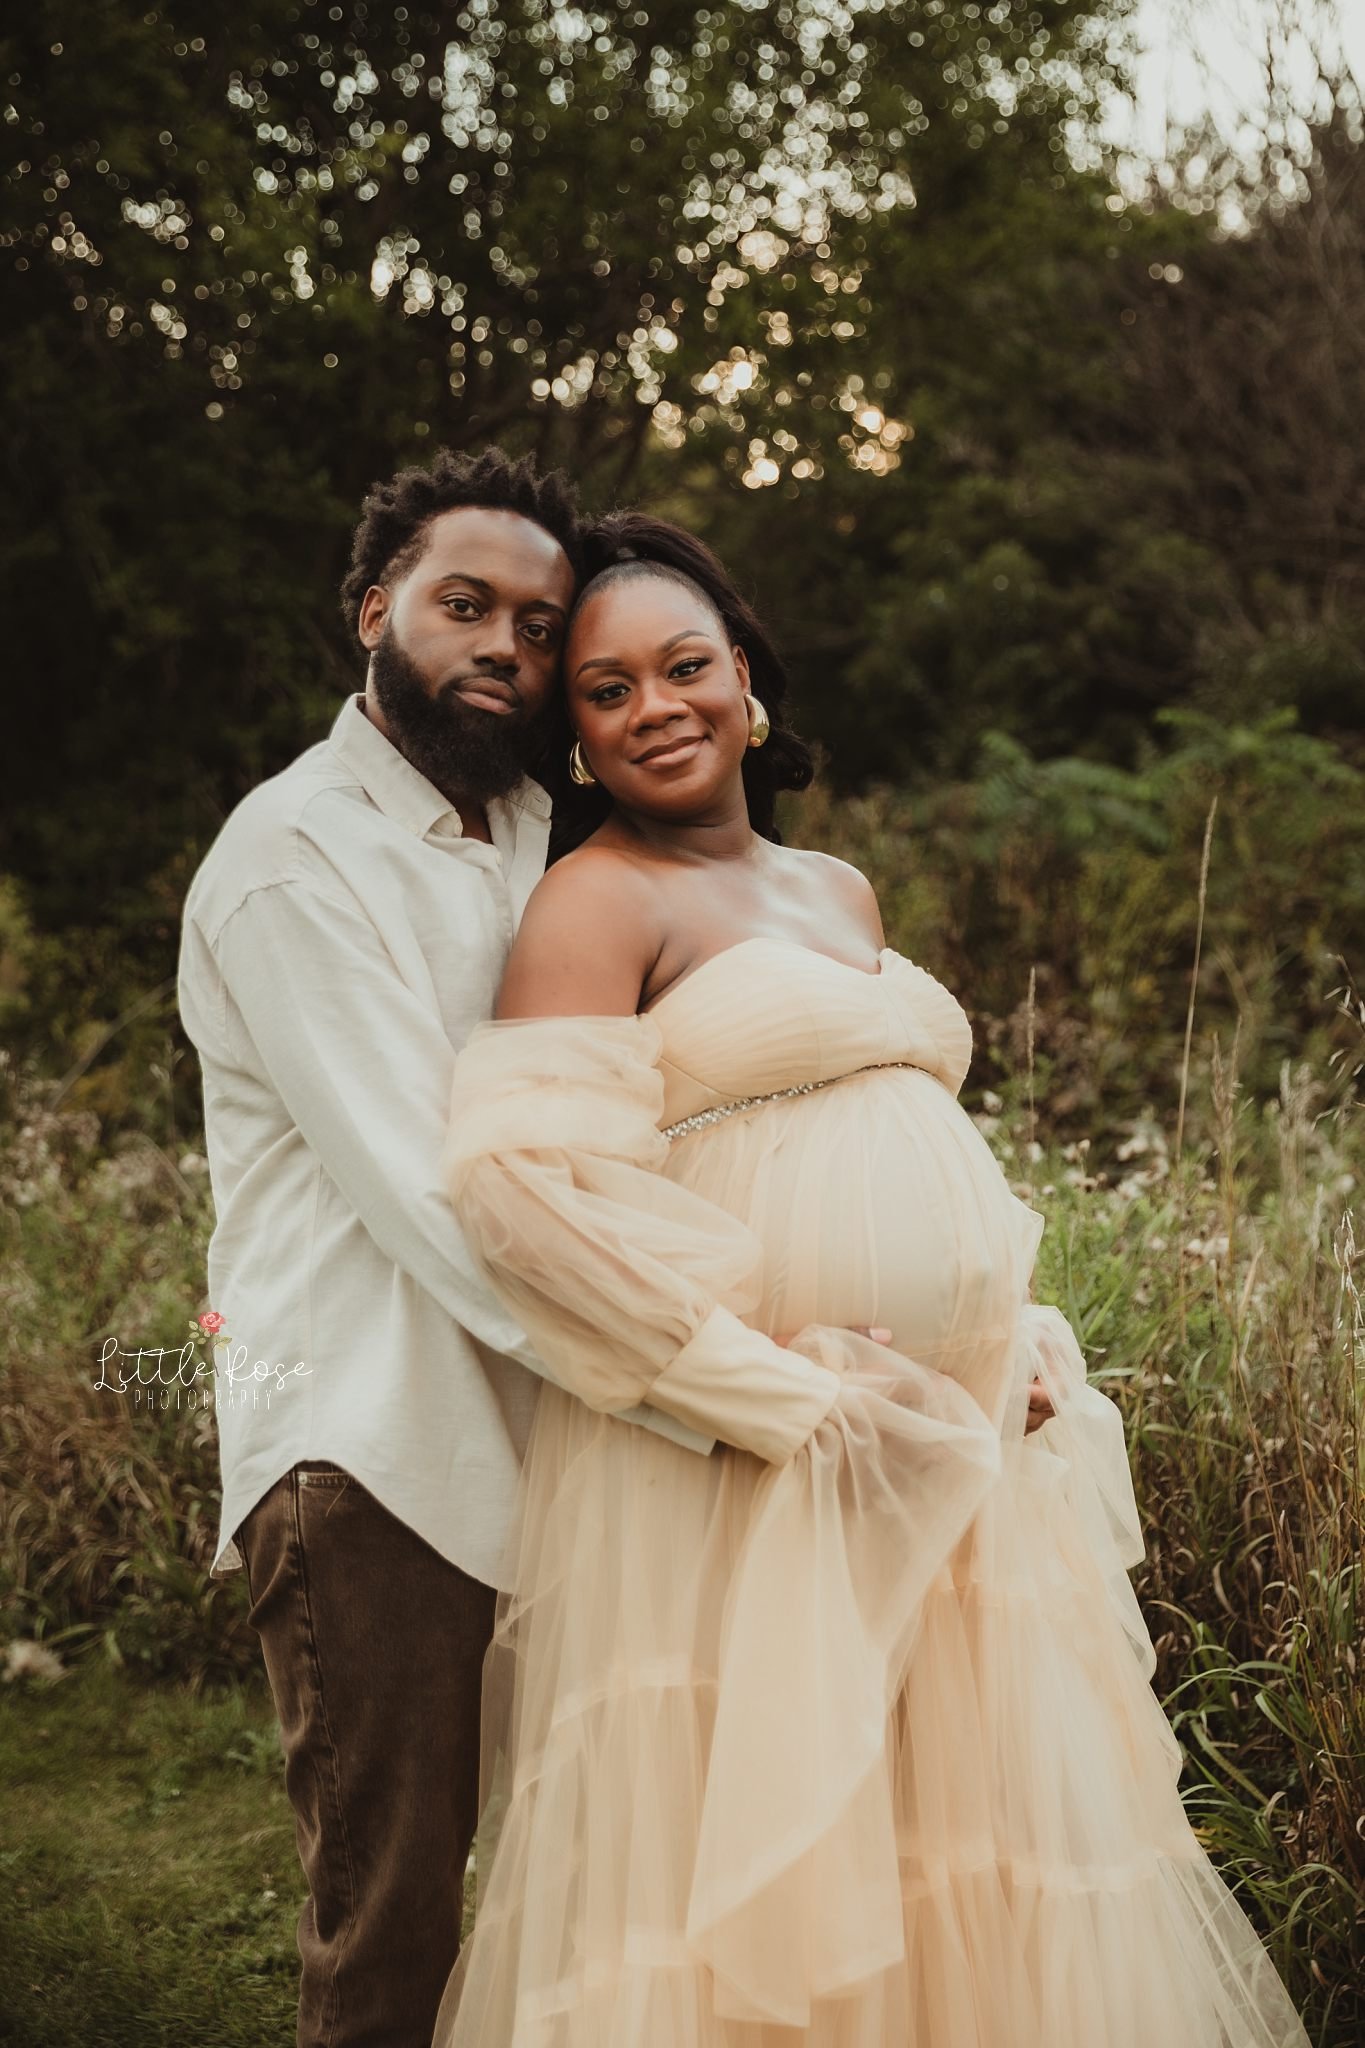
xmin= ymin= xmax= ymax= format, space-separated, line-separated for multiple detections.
xmin=1176 ymin=797 xmax=1218 ymax=1341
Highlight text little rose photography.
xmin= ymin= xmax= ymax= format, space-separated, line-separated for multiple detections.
xmin=2 ymin=2 xmax=1363 ymax=2044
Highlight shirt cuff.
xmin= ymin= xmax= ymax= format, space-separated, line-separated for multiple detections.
xmin=609 ymin=1397 xmax=716 ymax=1458
xmin=650 ymin=1305 xmax=841 ymax=1463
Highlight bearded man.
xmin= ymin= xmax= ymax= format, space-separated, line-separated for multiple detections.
xmin=178 ymin=447 xmax=703 ymax=2048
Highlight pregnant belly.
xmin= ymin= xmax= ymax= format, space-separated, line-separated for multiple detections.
xmin=668 ymin=1065 xmax=1041 ymax=1384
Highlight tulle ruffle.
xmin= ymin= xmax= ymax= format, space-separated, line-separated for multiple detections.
xmin=436 ymin=1352 xmax=1306 ymax=2047
xmin=435 ymin=1331 xmax=1004 ymax=2044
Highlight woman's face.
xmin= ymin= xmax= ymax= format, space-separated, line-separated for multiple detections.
xmin=565 ymin=575 xmax=752 ymax=820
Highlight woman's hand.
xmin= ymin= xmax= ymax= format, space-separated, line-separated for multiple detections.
xmin=776 ymin=1326 xmax=1057 ymax=1436
xmin=1024 ymin=1378 xmax=1056 ymax=1434
xmin=773 ymin=1324 xmax=893 ymax=1348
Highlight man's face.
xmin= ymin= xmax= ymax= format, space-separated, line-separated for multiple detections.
xmin=357 ymin=505 xmax=576 ymax=802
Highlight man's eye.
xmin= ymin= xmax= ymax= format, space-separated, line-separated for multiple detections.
xmin=444 ymin=596 xmax=478 ymax=616
xmin=522 ymin=621 xmax=555 ymax=643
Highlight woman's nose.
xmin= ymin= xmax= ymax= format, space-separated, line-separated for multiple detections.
xmin=630 ymin=678 xmax=686 ymax=728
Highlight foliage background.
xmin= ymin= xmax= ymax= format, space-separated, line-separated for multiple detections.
xmin=2 ymin=0 xmax=1363 ymax=1104
xmin=1 ymin=1 xmax=1362 ymax=2042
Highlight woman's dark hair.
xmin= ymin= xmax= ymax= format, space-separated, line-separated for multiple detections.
xmin=542 ymin=511 xmax=815 ymax=860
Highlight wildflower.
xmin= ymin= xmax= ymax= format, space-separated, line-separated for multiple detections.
xmin=3 ymin=1640 xmax=68 ymax=1685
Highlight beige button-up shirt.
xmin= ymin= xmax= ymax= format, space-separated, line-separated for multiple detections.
xmin=179 ymin=694 xmax=709 ymax=1589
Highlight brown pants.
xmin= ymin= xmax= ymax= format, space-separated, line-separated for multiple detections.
xmin=236 ymin=1464 xmax=497 ymax=2048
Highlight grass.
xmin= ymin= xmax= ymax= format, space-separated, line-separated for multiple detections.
xmin=0 ymin=1660 xmax=301 ymax=2046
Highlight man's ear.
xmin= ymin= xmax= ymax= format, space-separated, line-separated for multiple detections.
xmin=357 ymin=584 xmax=389 ymax=651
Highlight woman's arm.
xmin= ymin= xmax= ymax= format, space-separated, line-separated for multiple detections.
xmin=445 ymin=1005 xmax=843 ymax=1461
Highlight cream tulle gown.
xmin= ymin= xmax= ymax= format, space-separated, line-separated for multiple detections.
xmin=434 ymin=940 xmax=1308 ymax=2048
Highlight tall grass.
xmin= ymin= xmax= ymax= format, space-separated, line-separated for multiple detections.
xmin=1023 ymin=1056 xmax=1364 ymax=2037
xmin=0 ymin=1037 xmax=254 ymax=1684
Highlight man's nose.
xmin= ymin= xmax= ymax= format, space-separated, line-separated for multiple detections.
xmin=469 ymin=612 xmax=520 ymax=674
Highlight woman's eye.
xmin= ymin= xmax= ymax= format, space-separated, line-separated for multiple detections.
xmin=671 ymin=657 xmax=707 ymax=679
xmin=590 ymin=682 xmax=628 ymax=704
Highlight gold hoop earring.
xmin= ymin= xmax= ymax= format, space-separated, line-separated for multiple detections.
xmin=569 ymin=737 xmax=598 ymax=787
xmin=745 ymin=696 xmax=771 ymax=749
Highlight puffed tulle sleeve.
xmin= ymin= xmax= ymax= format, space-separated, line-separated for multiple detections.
xmin=444 ymin=1013 xmax=1003 ymax=2025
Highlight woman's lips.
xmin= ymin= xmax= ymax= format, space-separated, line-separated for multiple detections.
xmin=633 ymin=735 xmax=705 ymax=769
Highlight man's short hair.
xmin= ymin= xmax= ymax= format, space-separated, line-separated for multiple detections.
xmin=339 ymin=445 xmax=584 ymax=636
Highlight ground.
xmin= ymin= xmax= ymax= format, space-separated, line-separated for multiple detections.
xmin=1 ymin=1662 xmax=300 ymax=2046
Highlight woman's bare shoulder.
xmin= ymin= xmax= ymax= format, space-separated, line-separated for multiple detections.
xmin=776 ymin=844 xmax=885 ymax=943
xmin=497 ymin=842 xmax=663 ymax=1019
xmin=527 ymin=837 xmax=662 ymax=923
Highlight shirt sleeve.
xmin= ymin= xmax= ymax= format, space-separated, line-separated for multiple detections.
xmin=443 ymin=1012 xmax=846 ymax=1461
xmin=207 ymin=878 xmax=713 ymax=1454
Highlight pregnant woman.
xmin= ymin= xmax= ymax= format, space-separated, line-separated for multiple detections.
xmin=434 ymin=516 xmax=1308 ymax=2046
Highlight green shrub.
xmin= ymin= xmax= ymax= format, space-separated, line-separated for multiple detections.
xmin=792 ymin=709 xmax=1365 ymax=1148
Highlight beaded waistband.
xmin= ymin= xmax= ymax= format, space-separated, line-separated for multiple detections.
xmin=660 ymin=1060 xmax=919 ymax=1143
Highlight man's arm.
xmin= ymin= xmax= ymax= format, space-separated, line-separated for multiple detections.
xmin=207 ymin=877 xmax=712 ymax=1450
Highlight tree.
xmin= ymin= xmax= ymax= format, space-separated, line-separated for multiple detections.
xmin=0 ymin=0 xmax=1133 ymax=955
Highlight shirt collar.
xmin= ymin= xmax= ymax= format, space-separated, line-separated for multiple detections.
xmin=327 ymin=694 xmax=552 ymax=838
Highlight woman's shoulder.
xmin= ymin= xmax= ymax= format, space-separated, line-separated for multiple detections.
xmin=499 ymin=839 xmax=662 ymax=1019
xmin=774 ymin=844 xmax=884 ymax=938
xmin=528 ymin=835 xmax=661 ymax=922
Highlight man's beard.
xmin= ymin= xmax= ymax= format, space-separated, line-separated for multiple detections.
xmin=369 ymin=625 xmax=551 ymax=804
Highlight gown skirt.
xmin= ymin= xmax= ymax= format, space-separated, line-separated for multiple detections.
xmin=432 ymin=942 xmax=1309 ymax=2048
